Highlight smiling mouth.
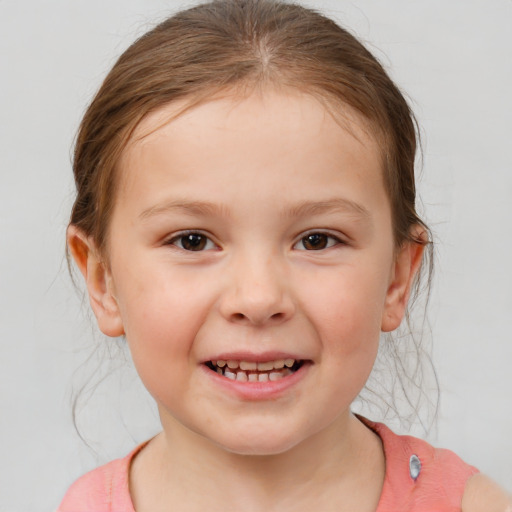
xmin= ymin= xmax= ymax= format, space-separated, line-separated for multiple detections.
xmin=205 ymin=359 xmax=305 ymax=382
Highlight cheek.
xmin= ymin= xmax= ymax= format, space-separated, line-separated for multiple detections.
xmin=298 ymin=264 xmax=389 ymax=349
xmin=112 ymin=265 xmax=210 ymax=386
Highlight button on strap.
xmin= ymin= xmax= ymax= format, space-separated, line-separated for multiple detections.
xmin=409 ymin=454 xmax=421 ymax=480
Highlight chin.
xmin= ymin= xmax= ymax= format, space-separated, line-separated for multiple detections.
xmin=209 ymin=427 xmax=306 ymax=456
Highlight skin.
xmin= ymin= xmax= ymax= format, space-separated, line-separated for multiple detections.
xmin=68 ymin=89 xmax=510 ymax=511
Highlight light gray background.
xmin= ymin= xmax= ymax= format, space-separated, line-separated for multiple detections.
xmin=1 ymin=1 xmax=511 ymax=510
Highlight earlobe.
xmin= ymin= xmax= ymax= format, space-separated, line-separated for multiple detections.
xmin=67 ymin=225 xmax=125 ymax=338
xmin=381 ymin=227 xmax=426 ymax=332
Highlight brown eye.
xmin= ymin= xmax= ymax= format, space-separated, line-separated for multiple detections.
xmin=302 ymin=233 xmax=328 ymax=250
xmin=296 ymin=233 xmax=340 ymax=251
xmin=172 ymin=233 xmax=214 ymax=251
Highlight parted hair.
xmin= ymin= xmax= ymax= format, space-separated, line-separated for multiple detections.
xmin=70 ymin=0 xmax=429 ymax=254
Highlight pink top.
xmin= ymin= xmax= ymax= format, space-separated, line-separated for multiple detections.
xmin=58 ymin=419 xmax=479 ymax=512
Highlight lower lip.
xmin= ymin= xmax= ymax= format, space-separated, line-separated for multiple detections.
xmin=200 ymin=362 xmax=311 ymax=401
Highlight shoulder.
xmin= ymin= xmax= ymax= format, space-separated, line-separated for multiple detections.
xmin=57 ymin=444 xmax=145 ymax=512
xmin=462 ymin=473 xmax=512 ymax=512
xmin=57 ymin=458 xmax=122 ymax=512
xmin=367 ymin=418 xmax=479 ymax=484
xmin=359 ymin=417 xmax=481 ymax=512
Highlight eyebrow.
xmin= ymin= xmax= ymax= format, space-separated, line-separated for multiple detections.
xmin=139 ymin=197 xmax=370 ymax=222
xmin=284 ymin=198 xmax=371 ymax=220
xmin=139 ymin=199 xmax=230 ymax=220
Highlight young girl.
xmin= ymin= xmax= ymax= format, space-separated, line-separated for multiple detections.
xmin=59 ymin=0 xmax=511 ymax=510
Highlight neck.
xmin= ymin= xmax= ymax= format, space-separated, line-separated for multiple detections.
xmin=131 ymin=412 xmax=385 ymax=512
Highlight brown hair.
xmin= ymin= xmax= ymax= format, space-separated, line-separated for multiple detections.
xmin=71 ymin=0 xmax=429 ymax=253
xmin=70 ymin=0 xmax=436 ymax=426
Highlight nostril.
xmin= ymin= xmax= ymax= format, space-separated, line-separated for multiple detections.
xmin=230 ymin=311 xmax=286 ymax=324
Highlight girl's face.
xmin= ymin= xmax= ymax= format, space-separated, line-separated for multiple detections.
xmin=82 ymin=90 xmax=419 ymax=455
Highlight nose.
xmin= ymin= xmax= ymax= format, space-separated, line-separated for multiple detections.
xmin=219 ymin=252 xmax=295 ymax=326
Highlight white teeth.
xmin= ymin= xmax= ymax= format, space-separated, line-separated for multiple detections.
xmin=213 ymin=359 xmax=296 ymax=370
xmin=257 ymin=361 xmax=274 ymax=371
xmin=239 ymin=361 xmax=257 ymax=371
xmin=211 ymin=358 xmax=299 ymax=381
xmin=225 ymin=369 xmax=236 ymax=380
xmin=236 ymin=371 xmax=248 ymax=382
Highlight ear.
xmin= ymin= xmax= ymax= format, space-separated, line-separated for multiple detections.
xmin=67 ymin=225 xmax=125 ymax=337
xmin=381 ymin=226 xmax=427 ymax=332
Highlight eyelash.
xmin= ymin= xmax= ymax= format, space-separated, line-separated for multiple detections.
xmin=166 ymin=231 xmax=217 ymax=252
xmin=293 ymin=232 xmax=344 ymax=251
xmin=166 ymin=230 xmax=344 ymax=252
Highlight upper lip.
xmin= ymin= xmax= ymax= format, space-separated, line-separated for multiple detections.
xmin=201 ymin=351 xmax=308 ymax=363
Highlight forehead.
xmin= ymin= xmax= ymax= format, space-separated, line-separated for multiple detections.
xmin=115 ymin=89 xmax=387 ymax=212
xmin=129 ymin=87 xmax=379 ymax=150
